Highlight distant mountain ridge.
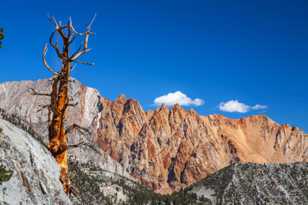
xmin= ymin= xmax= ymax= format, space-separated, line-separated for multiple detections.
xmin=0 ymin=79 xmax=307 ymax=194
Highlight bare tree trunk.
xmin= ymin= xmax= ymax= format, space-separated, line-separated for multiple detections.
xmin=31 ymin=15 xmax=95 ymax=194
xmin=48 ymin=63 xmax=71 ymax=193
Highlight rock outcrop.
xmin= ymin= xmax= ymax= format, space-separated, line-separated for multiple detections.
xmin=0 ymin=79 xmax=132 ymax=180
xmin=0 ymin=79 xmax=307 ymax=194
xmin=0 ymin=118 xmax=71 ymax=205
xmin=0 ymin=117 xmax=166 ymax=205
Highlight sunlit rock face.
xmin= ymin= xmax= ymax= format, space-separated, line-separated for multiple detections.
xmin=0 ymin=79 xmax=307 ymax=194
xmin=0 ymin=119 xmax=71 ymax=205
xmin=0 ymin=79 xmax=132 ymax=180
xmin=95 ymin=98 xmax=307 ymax=193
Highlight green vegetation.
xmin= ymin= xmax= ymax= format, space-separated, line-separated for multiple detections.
xmin=0 ymin=128 xmax=13 ymax=185
xmin=68 ymin=160 xmax=209 ymax=205
xmin=0 ymin=165 xmax=13 ymax=184
xmin=68 ymin=160 xmax=163 ymax=205
xmin=0 ymin=28 xmax=4 ymax=48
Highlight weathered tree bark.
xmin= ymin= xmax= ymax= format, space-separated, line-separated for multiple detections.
xmin=48 ymin=64 xmax=71 ymax=193
xmin=31 ymin=15 xmax=95 ymax=194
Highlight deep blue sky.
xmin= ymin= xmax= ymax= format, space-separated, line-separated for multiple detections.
xmin=0 ymin=0 xmax=307 ymax=132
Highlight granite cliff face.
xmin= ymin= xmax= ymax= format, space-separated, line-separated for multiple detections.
xmin=0 ymin=79 xmax=307 ymax=194
xmin=0 ymin=117 xmax=166 ymax=205
xmin=0 ymin=79 xmax=131 ymax=179
xmin=0 ymin=118 xmax=71 ymax=205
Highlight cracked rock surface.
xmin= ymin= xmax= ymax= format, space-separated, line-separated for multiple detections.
xmin=0 ymin=119 xmax=71 ymax=205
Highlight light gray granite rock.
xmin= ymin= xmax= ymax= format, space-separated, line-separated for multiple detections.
xmin=0 ymin=118 xmax=71 ymax=205
xmin=0 ymin=118 xmax=164 ymax=205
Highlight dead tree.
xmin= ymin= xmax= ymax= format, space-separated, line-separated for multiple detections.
xmin=31 ymin=15 xmax=95 ymax=193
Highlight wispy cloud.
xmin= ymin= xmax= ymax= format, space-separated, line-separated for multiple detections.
xmin=219 ymin=100 xmax=267 ymax=113
xmin=154 ymin=91 xmax=204 ymax=107
xmin=251 ymin=104 xmax=268 ymax=110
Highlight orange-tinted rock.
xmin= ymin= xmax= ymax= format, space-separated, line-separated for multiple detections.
xmin=95 ymin=99 xmax=308 ymax=194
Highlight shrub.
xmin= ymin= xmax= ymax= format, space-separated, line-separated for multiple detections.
xmin=0 ymin=165 xmax=13 ymax=184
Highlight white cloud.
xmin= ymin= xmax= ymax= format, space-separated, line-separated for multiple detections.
xmin=219 ymin=100 xmax=250 ymax=113
xmin=252 ymin=104 xmax=268 ymax=110
xmin=154 ymin=91 xmax=204 ymax=107
xmin=219 ymin=100 xmax=267 ymax=113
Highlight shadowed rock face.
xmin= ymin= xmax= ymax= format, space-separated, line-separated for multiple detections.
xmin=0 ymin=79 xmax=307 ymax=194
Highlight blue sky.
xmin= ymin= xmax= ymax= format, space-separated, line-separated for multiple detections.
xmin=0 ymin=0 xmax=307 ymax=132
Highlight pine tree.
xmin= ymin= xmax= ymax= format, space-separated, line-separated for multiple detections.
xmin=0 ymin=28 xmax=4 ymax=48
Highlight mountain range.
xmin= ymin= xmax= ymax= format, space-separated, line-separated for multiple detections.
xmin=0 ymin=79 xmax=307 ymax=204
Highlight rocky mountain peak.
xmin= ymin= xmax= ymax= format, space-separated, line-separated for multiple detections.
xmin=115 ymin=94 xmax=127 ymax=104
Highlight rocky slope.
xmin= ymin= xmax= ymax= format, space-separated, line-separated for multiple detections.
xmin=0 ymin=118 xmax=71 ymax=205
xmin=69 ymin=163 xmax=308 ymax=205
xmin=0 ymin=117 xmax=165 ymax=205
xmin=168 ymin=163 xmax=308 ymax=205
xmin=0 ymin=79 xmax=307 ymax=194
